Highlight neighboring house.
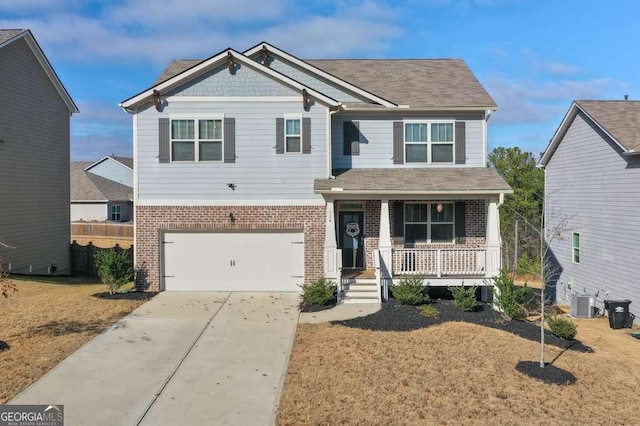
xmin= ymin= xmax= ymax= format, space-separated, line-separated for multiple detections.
xmin=539 ymin=100 xmax=640 ymax=321
xmin=120 ymin=42 xmax=511 ymax=301
xmin=0 ymin=29 xmax=78 ymax=274
xmin=71 ymin=156 xmax=134 ymax=222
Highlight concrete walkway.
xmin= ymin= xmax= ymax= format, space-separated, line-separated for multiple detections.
xmin=299 ymin=303 xmax=381 ymax=324
xmin=11 ymin=292 xmax=300 ymax=426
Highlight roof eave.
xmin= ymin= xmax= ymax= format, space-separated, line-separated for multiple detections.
xmin=314 ymin=188 xmax=513 ymax=195
xmin=342 ymin=104 xmax=496 ymax=112
xmin=120 ymin=48 xmax=341 ymax=110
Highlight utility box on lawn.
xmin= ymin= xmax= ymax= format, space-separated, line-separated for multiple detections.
xmin=605 ymin=300 xmax=633 ymax=329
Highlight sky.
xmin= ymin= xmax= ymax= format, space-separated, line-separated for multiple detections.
xmin=1 ymin=0 xmax=638 ymax=161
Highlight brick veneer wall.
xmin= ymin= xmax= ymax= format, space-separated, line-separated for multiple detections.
xmin=135 ymin=205 xmax=325 ymax=291
xmin=359 ymin=199 xmax=487 ymax=269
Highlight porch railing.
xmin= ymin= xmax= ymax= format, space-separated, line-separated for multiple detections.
xmin=392 ymin=248 xmax=486 ymax=277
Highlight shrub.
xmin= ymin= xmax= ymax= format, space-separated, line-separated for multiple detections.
xmin=547 ymin=316 xmax=577 ymax=340
xmin=0 ymin=256 xmax=17 ymax=298
xmin=448 ymin=283 xmax=478 ymax=312
xmin=419 ymin=304 xmax=439 ymax=319
xmin=392 ymin=276 xmax=429 ymax=305
xmin=94 ymin=249 xmax=134 ymax=295
xmin=489 ymin=268 xmax=532 ymax=320
xmin=299 ymin=277 xmax=337 ymax=306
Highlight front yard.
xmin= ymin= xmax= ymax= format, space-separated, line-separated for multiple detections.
xmin=278 ymin=301 xmax=640 ymax=424
xmin=0 ymin=276 xmax=152 ymax=403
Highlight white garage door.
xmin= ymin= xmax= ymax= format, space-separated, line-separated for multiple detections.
xmin=162 ymin=231 xmax=304 ymax=291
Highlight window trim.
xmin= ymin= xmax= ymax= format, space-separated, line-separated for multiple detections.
xmin=169 ymin=115 xmax=224 ymax=163
xmin=110 ymin=204 xmax=121 ymax=222
xmin=404 ymin=202 xmax=455 ymax=244
xmin=404 ymin=120 xmax=455 ymax=164
xmin=572 ymin=232 xmax=580 ymax=264
xmin=284 ymin=115 xmax=302 ymax=154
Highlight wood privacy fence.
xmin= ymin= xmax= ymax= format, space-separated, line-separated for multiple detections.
xmin=70 ymin=241 xmax=133 ymax=277
xmin=71 ymin=222 xmax=133 ymax=239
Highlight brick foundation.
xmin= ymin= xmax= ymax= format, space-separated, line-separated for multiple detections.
xmin=135 ymin=205 xmax=325 ymax=291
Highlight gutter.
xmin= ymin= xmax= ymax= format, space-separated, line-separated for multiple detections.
xmin=314 ymin=189 xmax=514 ymax=196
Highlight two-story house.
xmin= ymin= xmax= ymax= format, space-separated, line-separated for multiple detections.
xmin=120 ymin=42 xmax=511 ymax=302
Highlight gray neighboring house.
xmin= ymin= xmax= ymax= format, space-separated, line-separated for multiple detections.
xmin=71 ymin=156 xmax=134 ymax=222
xmin=539 ymin=100 xmax=640 ymax=321
xmin=0 ymin=29 xmax=78 ymax=275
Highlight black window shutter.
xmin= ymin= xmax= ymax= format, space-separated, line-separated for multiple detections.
xmin=455 ymin=201 xmax=466 ymax=241
xmin=302 ymin=117 xmax=311 ymax=154
xmin=343 ymin=121 xmax=360 ymax=156
xmin=275 ymin=118 xmax=284 ymax=154
xmin=455 ymin=121 xmax=466 ymax=164
xmin=393 ymin=121 xmax=404 ymax=164
xmin=158 ymin=118 xmax=170 ymax=163
xmin=223 ymin=117 xmax=235 ymax=163
xmin=393 ymin=201 xmax=404 ymax=238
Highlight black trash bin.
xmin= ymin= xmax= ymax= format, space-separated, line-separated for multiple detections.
xmin=605 ymin=300 xmax=632 ymax=329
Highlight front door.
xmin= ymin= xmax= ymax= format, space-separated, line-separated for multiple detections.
xmin=339 ymin=211 xmax=364 ymax=269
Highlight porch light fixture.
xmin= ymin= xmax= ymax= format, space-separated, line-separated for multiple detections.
xmin=227 ymin=183 xmax=236 ymax=190
xmin=153 ymin=90 xmax=162 ymax=112
xmin=228 ymin=212 xmax=236 ymax=222
xmin=227 ymin=52 xmax=235 ymax=73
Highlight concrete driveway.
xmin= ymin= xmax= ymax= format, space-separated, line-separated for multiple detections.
xmin=10 ymin=292 xmax=300 ymax=425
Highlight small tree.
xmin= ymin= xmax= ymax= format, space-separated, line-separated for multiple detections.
xmin=448 ymin=283 xmax=479 ymax=312
xmin=0 ymin=241 xmax=17 ymax=298
xmin=94 ymin=249 xmax=134 ymax=295
xmin=489 ymin=269 xmax=532 ymax=320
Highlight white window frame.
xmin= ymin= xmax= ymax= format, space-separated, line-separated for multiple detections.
xmin=404 ymin=202 xmax=455 ymax=244
xmin=404 ymin=120 xmax=455 ymax=164
xmin=572 ymin=232 xmax=580 ymax=264
xmin=170 ymin=115 xmax=224 ymax=163
xmin=110 ymin=204 xmax=121 ymax=222
xmin=284 ymin=115 xmax=302 ymax=154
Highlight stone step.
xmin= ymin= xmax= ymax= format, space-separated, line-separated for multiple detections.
xmin=342 ymin=294 xmax=380 ymax=304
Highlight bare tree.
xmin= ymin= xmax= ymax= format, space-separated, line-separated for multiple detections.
xmin=0 ymin=240 xmax=17 ymax=298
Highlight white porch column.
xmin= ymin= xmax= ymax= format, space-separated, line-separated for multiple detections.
xmin=485 ymin=197 xmax=502 ymax=277
xmin=378 ymin=199 xmax=393 ymax=279
xmin=323 ymin=199 xmax=339 ymax=281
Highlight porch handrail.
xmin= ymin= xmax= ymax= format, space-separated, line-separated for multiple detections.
xmin=392 ymin=247 xmax=486 ymax=276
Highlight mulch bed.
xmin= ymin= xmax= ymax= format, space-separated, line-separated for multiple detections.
xmin=516 ymin=361 xmax=577 ymax=385
xmin=92 ymin=291 xmax=157 ymax=300
xmin=332 ymin=298 xmax=593 ymax=353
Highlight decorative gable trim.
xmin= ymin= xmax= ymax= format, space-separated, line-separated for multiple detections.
xmin=244 ymin=42 xmax=398 ymax=108
xmin=0 ymin=30 xmax=78 ymax=113
xmin=120 ymin=48 xmax=340 ymax=110
xmin=84 ymin=155 xmax=134 ymax=172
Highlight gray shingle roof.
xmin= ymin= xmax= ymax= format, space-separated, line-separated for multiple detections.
xmin=71 ymin=162 xmax=132 ymax=201
xmin=0 ymin=29 xmax=24 ymax=44
xmin=151 ymin=56 xmax=496 ymax=109
xmin=111 ymin=156 xmax=133 ymax=169
xmin=314 ymin=168 xmax=511 ymax=193
xmin=576 ymin=100 xmax=640 ymax=152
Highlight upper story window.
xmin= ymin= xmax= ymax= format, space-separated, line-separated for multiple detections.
xmin=405 ymin=121 xmax=454 ymax=163
xmin=171 ymin=118 xmax=223 ymax=162
xmin=285 ymin=118 xmax=302 ymax=153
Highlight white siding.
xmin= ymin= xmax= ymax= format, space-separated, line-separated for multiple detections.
xmin=88 ymin=159 xmax=133 ymax=186
xmin=71 ymin=203 xmax=107 ymax=222
xmin=332 ymin=114 xmax=486 ymax=168
xmin=136 ymin=100 xmax=327 ymax=202
xmin=546 ymin=112 xmax=640 ymax=320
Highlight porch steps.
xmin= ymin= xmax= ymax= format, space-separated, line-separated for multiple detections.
xmin=340 ymin=278 xmax=379 ymax=304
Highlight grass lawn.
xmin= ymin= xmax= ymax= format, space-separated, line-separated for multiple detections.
xmin=278 ymin=309 xmax=640 ymax=424
xmin=0 ymin=276 xmax=152 ymax=403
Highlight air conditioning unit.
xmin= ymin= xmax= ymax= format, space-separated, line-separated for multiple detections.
xmin=571 ymin=293 xmax=595 ymax=318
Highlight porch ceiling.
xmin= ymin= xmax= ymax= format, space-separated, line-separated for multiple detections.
xmin=314 ymin=168 xmax=512 ymax=195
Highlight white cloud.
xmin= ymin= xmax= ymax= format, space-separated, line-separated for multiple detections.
xmin=543 ymin=62 xmax=580 ymax=76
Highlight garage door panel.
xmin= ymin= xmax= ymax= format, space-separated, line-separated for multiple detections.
xmin=163 ymin=231 xmax=304 ymax=292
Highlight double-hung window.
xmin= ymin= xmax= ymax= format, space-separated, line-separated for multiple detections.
xmin=171 ymin=118 xmax=223 ymax=162
xmin=405 ymin=121 xmax=454 ymax=163
xmin=405 ymin=203 xmax=454 ymax=243
xmin=110 ymin=205 xmax=121 ymax=222
xmin=285 ymin=118 xmax=301 ymax=153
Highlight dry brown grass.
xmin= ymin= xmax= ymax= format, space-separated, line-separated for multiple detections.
xmin=71 ymin=237 xmax=133 ymax=248
xmin=278 ymin=316 xmax=640 ymax=425
xmin=0 ymin=276 xmax=149 ymax=402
